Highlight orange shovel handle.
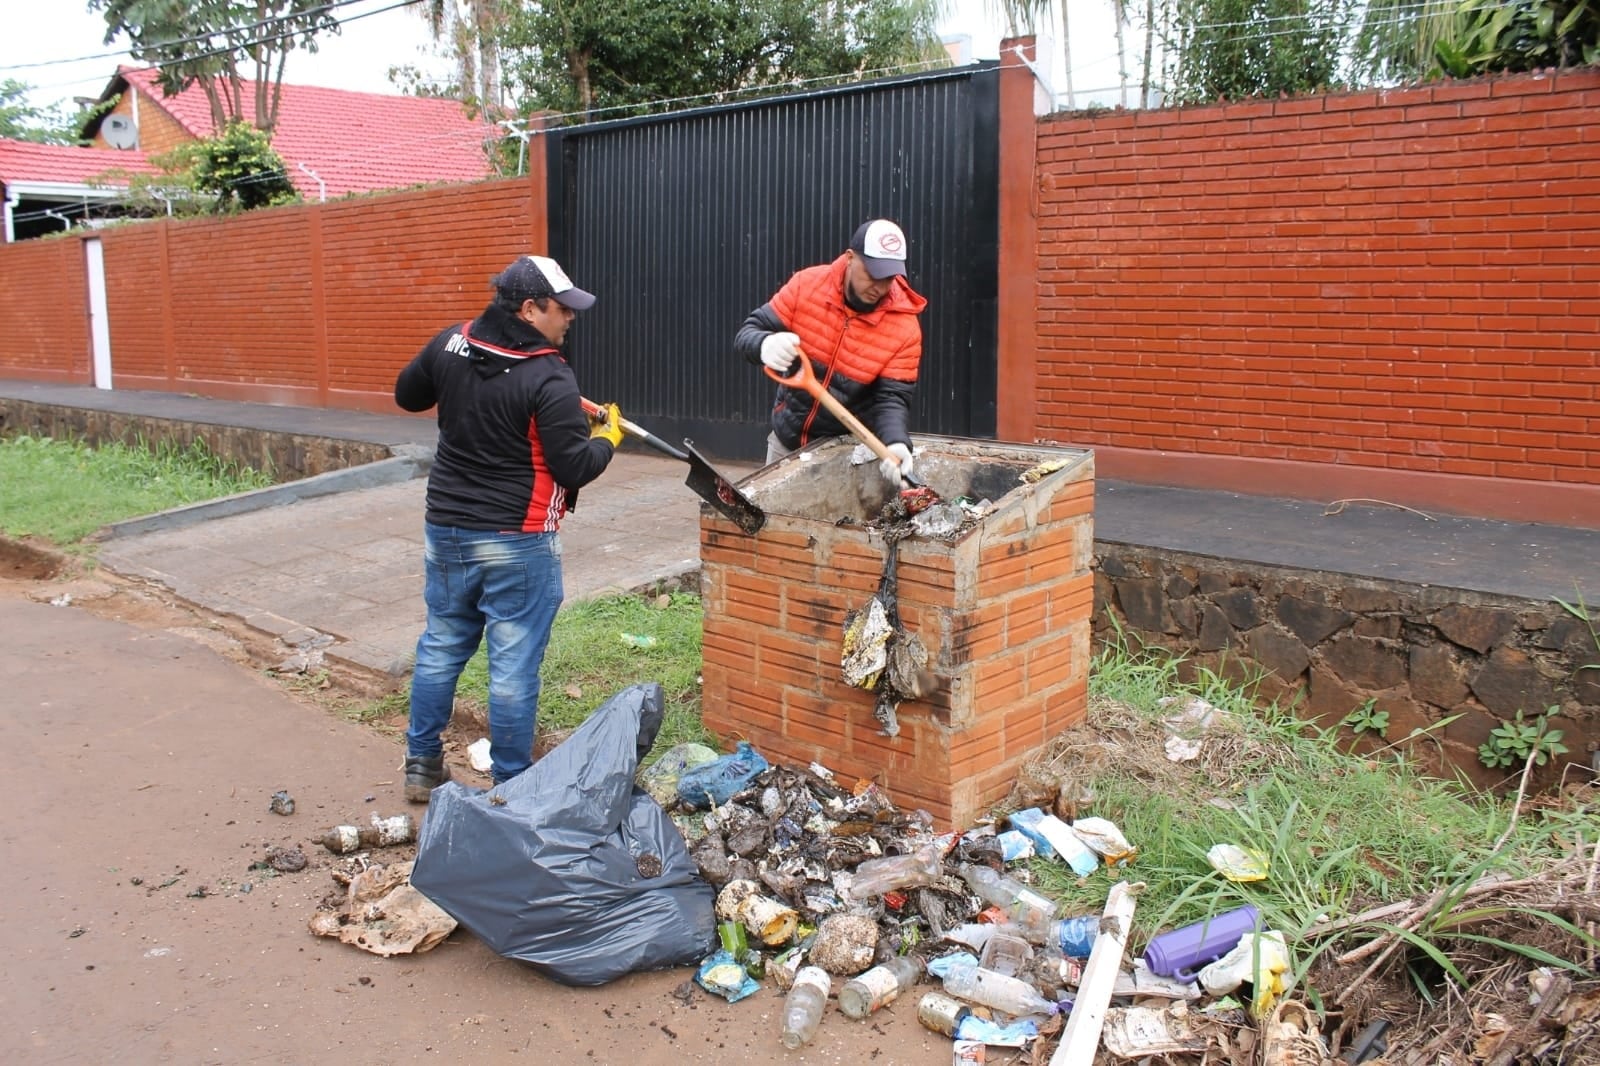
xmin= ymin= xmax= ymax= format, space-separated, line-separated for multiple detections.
xmin=765 ymin=358 xmax=901 ymax=471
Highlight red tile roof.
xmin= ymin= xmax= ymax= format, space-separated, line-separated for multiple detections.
xmin=114 ymin=67 xmax=497 ymax=199
xmin=0 ymin=138 xmax=161 ymax=187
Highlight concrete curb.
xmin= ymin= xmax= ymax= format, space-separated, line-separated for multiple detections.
xmin=97 ymin=446 xmax=433 ymax=540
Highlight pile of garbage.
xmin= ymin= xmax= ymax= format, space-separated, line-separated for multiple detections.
xmin=651 ymin=740 xmax=1335 ymax=1064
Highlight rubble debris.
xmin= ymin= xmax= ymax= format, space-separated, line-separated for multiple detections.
xmin=265 ymin=844 xmax=308 ymax=873
xmin=307 ymin=859 xmax=456 ymax=956
xmin=268 ymin=790 xmax=296 ymax=816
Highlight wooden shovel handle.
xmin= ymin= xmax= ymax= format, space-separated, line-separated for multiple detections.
xmin=765 ymin=358 xmax=898 ymax=467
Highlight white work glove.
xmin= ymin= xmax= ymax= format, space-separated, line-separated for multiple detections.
xmin=760 ymin=331 xmax=803 ymax=373
xmin=879 ymin=442 xmax=913 ymax=486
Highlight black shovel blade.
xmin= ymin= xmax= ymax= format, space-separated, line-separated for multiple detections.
xmin=682 ymin=439 xmax=765 ymax=535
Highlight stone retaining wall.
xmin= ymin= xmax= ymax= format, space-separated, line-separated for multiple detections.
xmin=1093 ymin=543 xmax=1600 ymax=789
xmin=0 ymin=400 xmax=390 ymax=481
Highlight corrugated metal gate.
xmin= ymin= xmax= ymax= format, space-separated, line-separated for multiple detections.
xmin=544 ymin=64 xmax=1000 ymax=461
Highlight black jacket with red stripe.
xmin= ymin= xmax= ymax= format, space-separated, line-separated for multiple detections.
xmin=394 ymin=303 xmax=613 ymax=532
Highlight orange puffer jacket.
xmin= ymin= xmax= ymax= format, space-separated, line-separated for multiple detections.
xmin=737 ymin=253 xmax=927 ymax=450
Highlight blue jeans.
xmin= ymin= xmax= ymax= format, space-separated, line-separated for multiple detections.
xmin=407 ymin=523 xmax=564 ymax=784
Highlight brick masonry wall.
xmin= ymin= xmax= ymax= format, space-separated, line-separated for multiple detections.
xmin=700 ymin=444 xmax=1095 ymax=829
xmin=1093 ymin=545 xmax=1600 ymax=789
xmin=1031 ymin=69 xmax=1600 ymax=516
xmin=91 ymin=177 xmax=543 ymax=407
xmin=0 ymin=239 xmax=89 ymax=382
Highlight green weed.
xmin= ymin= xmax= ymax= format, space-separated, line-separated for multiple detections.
xmin=449 ymin=589 xmax=715 ymax=762
xmin=0 ymin=432 xmax=273 ymax=546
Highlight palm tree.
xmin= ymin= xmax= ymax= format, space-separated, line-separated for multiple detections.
xmin=985 ymin=0 xmax=1072 ymax=108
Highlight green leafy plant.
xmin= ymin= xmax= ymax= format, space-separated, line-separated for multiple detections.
xmin=1344 ymin=699 xmax=1390 ymax=738
xmin=1430 ymin=0 xmax=1600 ymax=77
xmin=1554 ymin=588 xmax=1598 ymax=675
xmin=154 ymin=121 xmax=299 ymax=213
xmin=1477 ymin=707 xmax=1569 ymax=770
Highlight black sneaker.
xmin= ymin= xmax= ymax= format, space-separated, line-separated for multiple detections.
xmin=404 ymin=754 xmax=452 ymax=803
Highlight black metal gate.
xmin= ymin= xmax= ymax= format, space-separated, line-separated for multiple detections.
xmin=545 ymin=64 xmax=1000 ymax=461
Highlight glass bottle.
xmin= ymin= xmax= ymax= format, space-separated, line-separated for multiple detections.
xmin=839 ymin=955 xmax=921 ymax=1019
xmin=780 ymin=965 xmax=831 ymax=1049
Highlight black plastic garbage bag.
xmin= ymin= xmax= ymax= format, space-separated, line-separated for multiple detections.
xmin=409 ymin=683 xmax=717 ymax=986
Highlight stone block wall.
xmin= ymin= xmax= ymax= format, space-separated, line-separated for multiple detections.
xmin=0 ymin=400 xmax=390 ymax=481
xmin=700 ymin=437 xmax=1095 ymax=828
xmin=1094 ymin=544 xmax=1599 ymax=789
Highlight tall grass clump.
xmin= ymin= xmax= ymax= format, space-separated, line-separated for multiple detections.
xmin=0 ymin=433 xmax=273 ymax=546
xmin=1026 ymin=614 xmax=1596 ymax=1006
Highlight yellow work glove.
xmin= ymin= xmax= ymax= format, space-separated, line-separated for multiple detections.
xmin=589 ymin=401 xmax=624 ymax=448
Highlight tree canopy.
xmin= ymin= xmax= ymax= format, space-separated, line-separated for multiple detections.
xmin=496 ymin=0 xmax=947 ymax=122
xmin=88 ymin=0 xmax=339 ymax=132
xmin=0 ymin=80 xmax=79 ymax=145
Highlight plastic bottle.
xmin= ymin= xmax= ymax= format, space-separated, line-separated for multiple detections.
xmin=780 ymin=966 xmax=832 ymax=1049
xmin=958 ymin=864 xmax=1057 ymax=940
xmin=1142 ymin=904 xmax=1261 ymax=980
xmin=619 ymin=632 xmax=658 ymax=648
xmin=941 ymin=961 xmax=1058 ymax=1018
xmin=839 ymin=955 xmax=921 ymax=1018
xmin=846 ymin=840 xmax=945 ymax=900
xmin=1047 ymin=915 xmax=1100 ymax=958
xmin=317 ymin=813 xmax=416 ymax=854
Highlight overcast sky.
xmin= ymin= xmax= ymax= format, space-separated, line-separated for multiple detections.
xmin=2 ymin=0 xmax=1130 ymax=116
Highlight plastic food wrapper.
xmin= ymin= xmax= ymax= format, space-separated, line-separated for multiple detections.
xmin=995 ymin=829 xmax=1036 ymax=861
xmin=927 ymin=951 xmax=979 ymax=978
xmin=639 ymin=741 xmax=719 ymax=807
xmin=695 ymin=949 xmax=761 ymax=1003
xmin=676 ymin=740 xmax=770 ymax=809
xmin=956 ymin=1014 xmax=1040 ymax=1046
xmin=1004 ymin=808 xmax=1057 ymax=859
xmin=1071 ymin=816 xmax=1137 ymax=866
xmin=1207 ymin=842 xmax=1270 ymax=882
xmin=409 ymin=683 xmax=716 ymax=986
xmin=1101 ymin=1003 xmax=1208 ymax=1058
xmin=1198 ymin=931 xmax=1294 ymax=1015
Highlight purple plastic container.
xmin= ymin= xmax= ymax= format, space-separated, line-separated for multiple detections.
xmin=1142 ymin=904 xmax=1262 ymax=981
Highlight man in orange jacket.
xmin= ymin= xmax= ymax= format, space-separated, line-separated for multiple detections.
xmin=735 ymin=218 xmax=927 ymax=485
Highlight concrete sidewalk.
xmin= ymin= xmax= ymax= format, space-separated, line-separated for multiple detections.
xmin=5 ymin=381 xmax=1598 ymax=679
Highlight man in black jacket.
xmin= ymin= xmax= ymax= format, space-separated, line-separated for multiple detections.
xmin=394 ymin=254 xmax=623 ymax=800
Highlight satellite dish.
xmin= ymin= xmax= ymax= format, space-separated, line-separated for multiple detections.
xmin=103 ymin=114 xmax=138 ymax=150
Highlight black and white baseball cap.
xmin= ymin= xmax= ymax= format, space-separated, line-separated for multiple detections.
xmin=849 ymin=219 xmax=908 ymax=280
xmin=492 ymin=254 xmax=596 ymax=310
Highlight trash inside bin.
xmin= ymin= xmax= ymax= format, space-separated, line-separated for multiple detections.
xmin=409 ymin=683 xmax=716 ymax=986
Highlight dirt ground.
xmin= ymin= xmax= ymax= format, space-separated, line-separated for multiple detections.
xmin=5 ymin=539 xmax=1596 ymax=1066
xmin=0 ymin=541 xmax=960 ymax=1066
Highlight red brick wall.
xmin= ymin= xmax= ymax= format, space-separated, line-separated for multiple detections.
xmin=701 ymin=440 xmax=1095 ymax=829
xmin=1027 ymin=69 xmax=1600 ymax=525
xmin=76 ymin=174 xmax=544 ymax=407
xmin=0 ymin=239 xmax=89 ymax=383
xmin=100 ymin=224 xmax=169 ymax=382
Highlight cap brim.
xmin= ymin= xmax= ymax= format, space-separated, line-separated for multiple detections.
xmin=551 ymin=286 xmax=596 ymax=311
xmin=862 ymin=257 xmax=906 ymax=281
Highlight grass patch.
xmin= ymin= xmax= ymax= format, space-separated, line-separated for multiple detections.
xmin=0 ymin=433 xmax=273 ymax=546
xmin=450 ymin=589 xmax=715 ymax=760
xmin=1021 ymin=620 xmax=1597 ymax=1009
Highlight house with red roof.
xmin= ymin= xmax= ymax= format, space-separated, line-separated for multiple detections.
xmin=1 ymin=66 xmax=499 ymax=241
xmin=0 ymin=139 xmax=164 ymax=242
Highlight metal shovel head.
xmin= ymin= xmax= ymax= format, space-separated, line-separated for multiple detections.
xmin=682 ymin=439 xmax=766 ymax=535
